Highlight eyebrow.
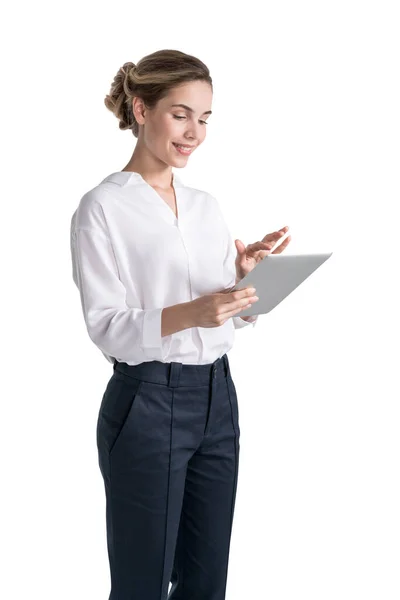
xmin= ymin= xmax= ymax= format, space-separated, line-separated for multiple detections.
xmin=170 ymin=103 xmax=212 ymax=115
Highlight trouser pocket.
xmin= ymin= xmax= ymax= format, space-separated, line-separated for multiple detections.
xmin=97 ymin=372 xmax=144 ymax=458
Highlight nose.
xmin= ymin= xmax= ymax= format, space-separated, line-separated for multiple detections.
xmin=184 ymin=122 xmax=203 ymax=143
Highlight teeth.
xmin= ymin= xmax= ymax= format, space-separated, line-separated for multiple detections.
xmin=175 ymin=144 xmax=192 ymax=150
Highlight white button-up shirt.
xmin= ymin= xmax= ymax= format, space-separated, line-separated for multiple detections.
xmin=70 ymin=171 xmax=258 ymax=366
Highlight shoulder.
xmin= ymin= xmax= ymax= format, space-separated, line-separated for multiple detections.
xmin=182 ymin=184 xmax=219 ymax=210
xmin=201 ymin=190 xmax=226 ymax=221
xmin=70 ymin=172 xmax=132 ymax=235
xmin=70 ymin=185 xmax=112 ymax=236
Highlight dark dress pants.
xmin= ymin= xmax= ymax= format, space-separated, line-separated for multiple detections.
xmin=96 ymin=352 xmax=240 ymax=600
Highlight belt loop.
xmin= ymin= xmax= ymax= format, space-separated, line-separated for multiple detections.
xmin=222 ymin=353 xmax=230 ymax=378
xmin=113 ymin=358 xmax=117 ymax=371
xmin=168 ymin=362 xmax=182 ymax=388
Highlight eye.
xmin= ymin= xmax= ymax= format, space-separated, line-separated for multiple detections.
xmin=173 ymin=115 xmax=208 ymax=125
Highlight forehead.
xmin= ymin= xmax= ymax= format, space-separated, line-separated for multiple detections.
xmin=163 ymin=81 xmax=213 ymax=109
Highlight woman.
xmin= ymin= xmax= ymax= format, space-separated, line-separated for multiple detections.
xmin=70 ymin=49 xmax=290 ymax=600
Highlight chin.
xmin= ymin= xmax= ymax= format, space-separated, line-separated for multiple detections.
xmin=171 ymin=155 xmax=189 ymax=165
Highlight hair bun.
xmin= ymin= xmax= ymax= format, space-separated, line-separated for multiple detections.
xmin=121 ymin=62 xmax=136 ymax=77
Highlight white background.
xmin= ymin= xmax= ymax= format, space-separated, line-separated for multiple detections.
xmin=2 ymin=1 xmax=399 ymax=598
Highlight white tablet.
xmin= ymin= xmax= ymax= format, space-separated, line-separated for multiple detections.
xmin=232 ymin=252 xmax=333 ymax=317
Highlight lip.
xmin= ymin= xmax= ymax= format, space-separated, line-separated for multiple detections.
xmin=173 ymin=143 xmax=195 ymax=148
xmin=173 ymin=143 xmax=195 ymax=156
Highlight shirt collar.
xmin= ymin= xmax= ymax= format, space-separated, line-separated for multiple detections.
xmin=100 ymin=171 xmax=184 ymax=188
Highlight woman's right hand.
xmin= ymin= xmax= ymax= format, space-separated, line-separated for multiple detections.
xmin=187 ymin=286 xmax=259 ymax=328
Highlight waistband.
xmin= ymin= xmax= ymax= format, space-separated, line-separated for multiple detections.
xmin=113 ymin=353 xmax=231 ymax=388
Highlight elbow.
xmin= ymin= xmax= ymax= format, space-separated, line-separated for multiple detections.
xmin=86 ymin=308 xmax=122 ymax=354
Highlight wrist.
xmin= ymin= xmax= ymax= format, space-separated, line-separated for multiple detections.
xmin=181 ymin=300 xmax=196 ymax=329
xmin=161 ymin=302 xmax=194 ymax=337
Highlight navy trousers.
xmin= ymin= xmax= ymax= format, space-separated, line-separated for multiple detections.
xmin=96 ymin=353 xmax=241 ymax=600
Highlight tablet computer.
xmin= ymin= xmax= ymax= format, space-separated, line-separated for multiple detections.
xmin=231 ymin=252 xmax=333 ymax=317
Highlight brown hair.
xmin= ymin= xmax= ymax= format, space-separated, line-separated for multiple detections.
xmin=104 ymin=49 xmax=213 ymax=138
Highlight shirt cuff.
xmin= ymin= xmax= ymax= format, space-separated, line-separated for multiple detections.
xmin=141 ymin=308 xmax=173 ymax=361
xmin=233 ymin=314 xmax=259 ymax=329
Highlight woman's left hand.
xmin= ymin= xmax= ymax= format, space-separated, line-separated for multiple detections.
xmin=235 ymin=225 xmax=291 ymax=281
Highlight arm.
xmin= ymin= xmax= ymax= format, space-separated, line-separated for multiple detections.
xmin=207 ymin=192 xmax=258 ymax=329
xmin=222 ymin=230 xmax=259 ymax=329
xmin=71 ymin=223 xmax=191 ymax=363
xmin=233 ymin=276 xmax=258 ymax=324
xmin=161 ymin=303 xmax=194 ymax=337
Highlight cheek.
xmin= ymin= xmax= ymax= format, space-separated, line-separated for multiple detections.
xmin=148 ymin=117 xmax=175 ymax=142
xmin=159 ymin=123 xmax=179 ymax=147
xmin=164 ymin=116 xmax=179 ymax=134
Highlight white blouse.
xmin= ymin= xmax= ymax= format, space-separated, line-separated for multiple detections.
xmin=70 ymin=171 xmax=258 ymax=366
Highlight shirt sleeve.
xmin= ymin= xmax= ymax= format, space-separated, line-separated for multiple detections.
xmin=218 ymin=205 xmax=259 ymax=330
xmin=70 ymin=224 xmax=173 ymax=363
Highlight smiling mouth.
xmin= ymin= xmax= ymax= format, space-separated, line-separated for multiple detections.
xmin=173 ymin=143 xmax=195 ymax=148
xmin=173 ymin=143 xmax=195 ymax=154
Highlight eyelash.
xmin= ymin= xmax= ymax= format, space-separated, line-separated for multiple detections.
xmin=173 ymin=115 xmax=208 ymax=125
